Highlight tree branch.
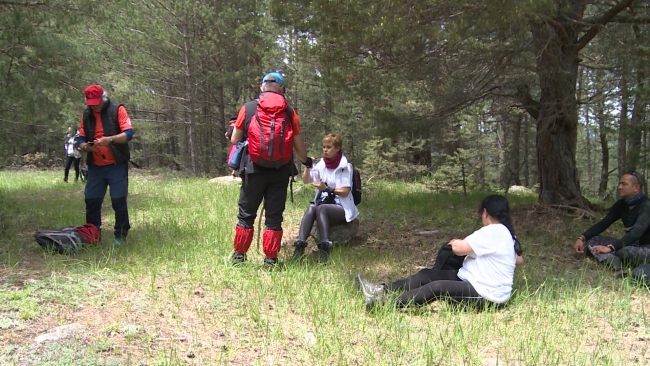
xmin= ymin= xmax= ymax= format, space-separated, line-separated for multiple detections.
xmin=0 ymin=0 xmax=45 ymax=6
xmin=516 ymin=84 xmax=540 ymax=120
xmin=575 ymin=0 xmax=634 ymax=51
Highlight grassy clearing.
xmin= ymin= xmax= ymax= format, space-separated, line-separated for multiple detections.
xmin=0 ymin=169 xmax=649 ymax=365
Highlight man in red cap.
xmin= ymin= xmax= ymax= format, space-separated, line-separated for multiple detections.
xmin=77 ymin=85 xmax=134 ymax=247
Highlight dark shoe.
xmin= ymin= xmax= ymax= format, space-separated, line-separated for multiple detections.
xmin=355 ymin=274 xmax=385 ymax=309
xmin=263 ymin=257 xmax=278 ymax=270
xmin=231 ymin=252 xmax=247 ymax=264
xmin=318 ymin=241 xmax=332 ymax=263
xmin=111 ymin=237 xmax=126 ymax=247
xmin=292 ymin=239 xmax=308 ymax=260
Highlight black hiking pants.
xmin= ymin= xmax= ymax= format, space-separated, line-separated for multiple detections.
xmin=64 ymin=156 xmax=80 ymax=181
xmin=386 ymin=268 xmax=481 ymax=307
xmin=237 ymin=164 xmax=291 ymax=230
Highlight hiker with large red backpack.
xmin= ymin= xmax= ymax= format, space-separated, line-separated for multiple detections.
xmin=229 ymin=72 xmax=312 ymax=267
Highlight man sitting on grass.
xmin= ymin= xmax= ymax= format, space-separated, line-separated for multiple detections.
xmin=573 ymin=171 xmax=650 ymax=281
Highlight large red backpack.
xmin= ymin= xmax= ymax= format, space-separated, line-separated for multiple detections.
xmin=244 ymin=92 xmax=294 ymax=169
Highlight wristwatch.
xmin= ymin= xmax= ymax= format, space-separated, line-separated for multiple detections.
xmin=110 ymin=136 xmax=114 ymax=143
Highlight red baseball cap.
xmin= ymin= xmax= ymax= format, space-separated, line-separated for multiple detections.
xmin=84 ymin=85 xmax=104 ymax=106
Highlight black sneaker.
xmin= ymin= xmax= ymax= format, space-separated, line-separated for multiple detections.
xmin=318 ymin=241 xmax=332 ymax=263
xmin=263 ymin=257 xmax=279 ymax=270
xmin=231 ymin=252 xmax=247 ymax=264
xmin=292 ymin=240 xmax=307 ymax=260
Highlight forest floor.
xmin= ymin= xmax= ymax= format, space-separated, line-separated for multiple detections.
xmin=0 ymin=170 xmax=648 ymax=365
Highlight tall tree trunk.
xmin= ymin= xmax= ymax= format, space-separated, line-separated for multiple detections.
xmin=596 ymin=89 xmax=609 ymax=196
xmin=497 ymin=112 xmax=508 ymax=188
xmin=521 ymin=0 xmax=631 ymax=208
xmin=182 ymin=23 xmax=198 ymax=175
xmin=509 ymin=114 xmax=522 ymax=186
xmin=579 ymin=67 xmax=593 ymax=191
xmin=523 ymin=114 xmax=530 ymax=187
xmin=618 ymin=65 xmax=629 ymax=178
xmin=627 ymin=66 xmax=646 ymax=171
xmin=585 ymin=105 xmax=593 ymax=191
xmin=530 ymin=20 xmax=588 ymax=207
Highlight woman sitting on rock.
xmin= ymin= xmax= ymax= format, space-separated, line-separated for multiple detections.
xmin=356 ymin=194 xmax=523 ymax=309
xmin=292 ymin=133 xmax=359 ymax=263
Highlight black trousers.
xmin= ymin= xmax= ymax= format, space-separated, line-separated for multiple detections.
xmin=297 ymin=203 xmax=346 ymax=242
xmin=237 ymin=165 xmax=291 ymax=230
xmin=64 ymin=156 xmax=80 ymax=181
xmin=386 ymin=268 xmax=480 ymax=307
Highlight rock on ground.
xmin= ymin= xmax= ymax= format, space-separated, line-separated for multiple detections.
xmin=310 ymin=218 xmax=359 ymax=245
xmin=34 ymin=323 xmax=86 ymax=343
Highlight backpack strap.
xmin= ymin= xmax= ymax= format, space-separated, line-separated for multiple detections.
xmin=243 ymin=99 xmax=259 ymax=138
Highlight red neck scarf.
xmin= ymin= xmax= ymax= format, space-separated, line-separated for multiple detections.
xmin=324 ymin=150 xmax=343 ymax=169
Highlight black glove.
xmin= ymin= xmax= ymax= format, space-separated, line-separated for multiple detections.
xmin=302 ymin=157 xmax=313 ymax=168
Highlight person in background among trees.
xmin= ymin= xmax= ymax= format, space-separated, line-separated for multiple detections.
xmin=229 ymin=72 xmax=311 ymax=267
xmin=573 ymin=171 xmax=650 ymax=272
xmin=225 ymin=115 xmax=238 ymax=177
xmin=63 ymin=128 xmax=82 ymax=183
xmin=356 ymin=195 xmax=523 ymax=310
xmin=77 ymin=85 xmax=134 ymax=247
xmin=292 ymin=133 xmax=359 ymax=263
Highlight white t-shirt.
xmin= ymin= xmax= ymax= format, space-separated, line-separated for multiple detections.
xmin=457 ymin=223 xmax=517 ymax=303
xmin=312 ymin=158 xmax=359 ymax=222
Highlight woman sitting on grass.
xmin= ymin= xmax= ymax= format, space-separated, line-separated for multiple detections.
xmin=292 ymin=133 xmax=359 ymax=263
xmin=356 ymin=194 xmax=523 ymax=309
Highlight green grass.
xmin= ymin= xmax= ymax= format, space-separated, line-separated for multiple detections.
xmin=0 ymin=169 xmax=649 ymax=365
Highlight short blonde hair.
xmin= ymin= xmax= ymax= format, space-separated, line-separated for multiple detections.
xmin=323 ymin=133 xmax=343 ymax=149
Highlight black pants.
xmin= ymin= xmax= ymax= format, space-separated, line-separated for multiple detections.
xmin=386 ymin=268 xmax=480 ymax=307
xmin=237 ymin=165 xmax=290 ymax=230
xmin=297 ymin=203 xmax=346 ymax=242
xmin=64 ymin=156 xmax=80 ymax=181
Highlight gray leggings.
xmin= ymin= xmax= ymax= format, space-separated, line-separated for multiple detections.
xmin=298 ymin=203 xmax=346 ymax=242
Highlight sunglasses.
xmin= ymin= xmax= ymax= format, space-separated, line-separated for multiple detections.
xmin=625 ymin=170 xmax=643 ymax=187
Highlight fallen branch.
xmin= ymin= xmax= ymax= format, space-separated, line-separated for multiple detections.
xmin=549 ymin=204 xmax=597 ymax=218
xmin=156 ymin=337 xmax=187 ymax=342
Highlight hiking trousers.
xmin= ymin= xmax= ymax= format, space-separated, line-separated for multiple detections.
xmin=64 ymin=156 xmax=80 ymax=181
xmin=386 ymin=268 xmax=481 ymax=307
xmin=236 ymin=164 xmax=291 ymax=230
xmin=85 ymin=163 xmax=131 ymax=239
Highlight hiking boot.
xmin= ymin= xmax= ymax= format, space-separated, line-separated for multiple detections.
xmin=318 ymin=241 xmax=332 ymax=263
xmin=292 ymin=239 xmax=308 ymax=260
xmin=112 ymin=237 xmax=126 ymax=247
xmin=231 ymin=252 xmax=247 ymax=264
xmin=355 ymin=274 xmax=385 ymax=309
xmin=263 ymin=257 xmax=278 ymax=269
